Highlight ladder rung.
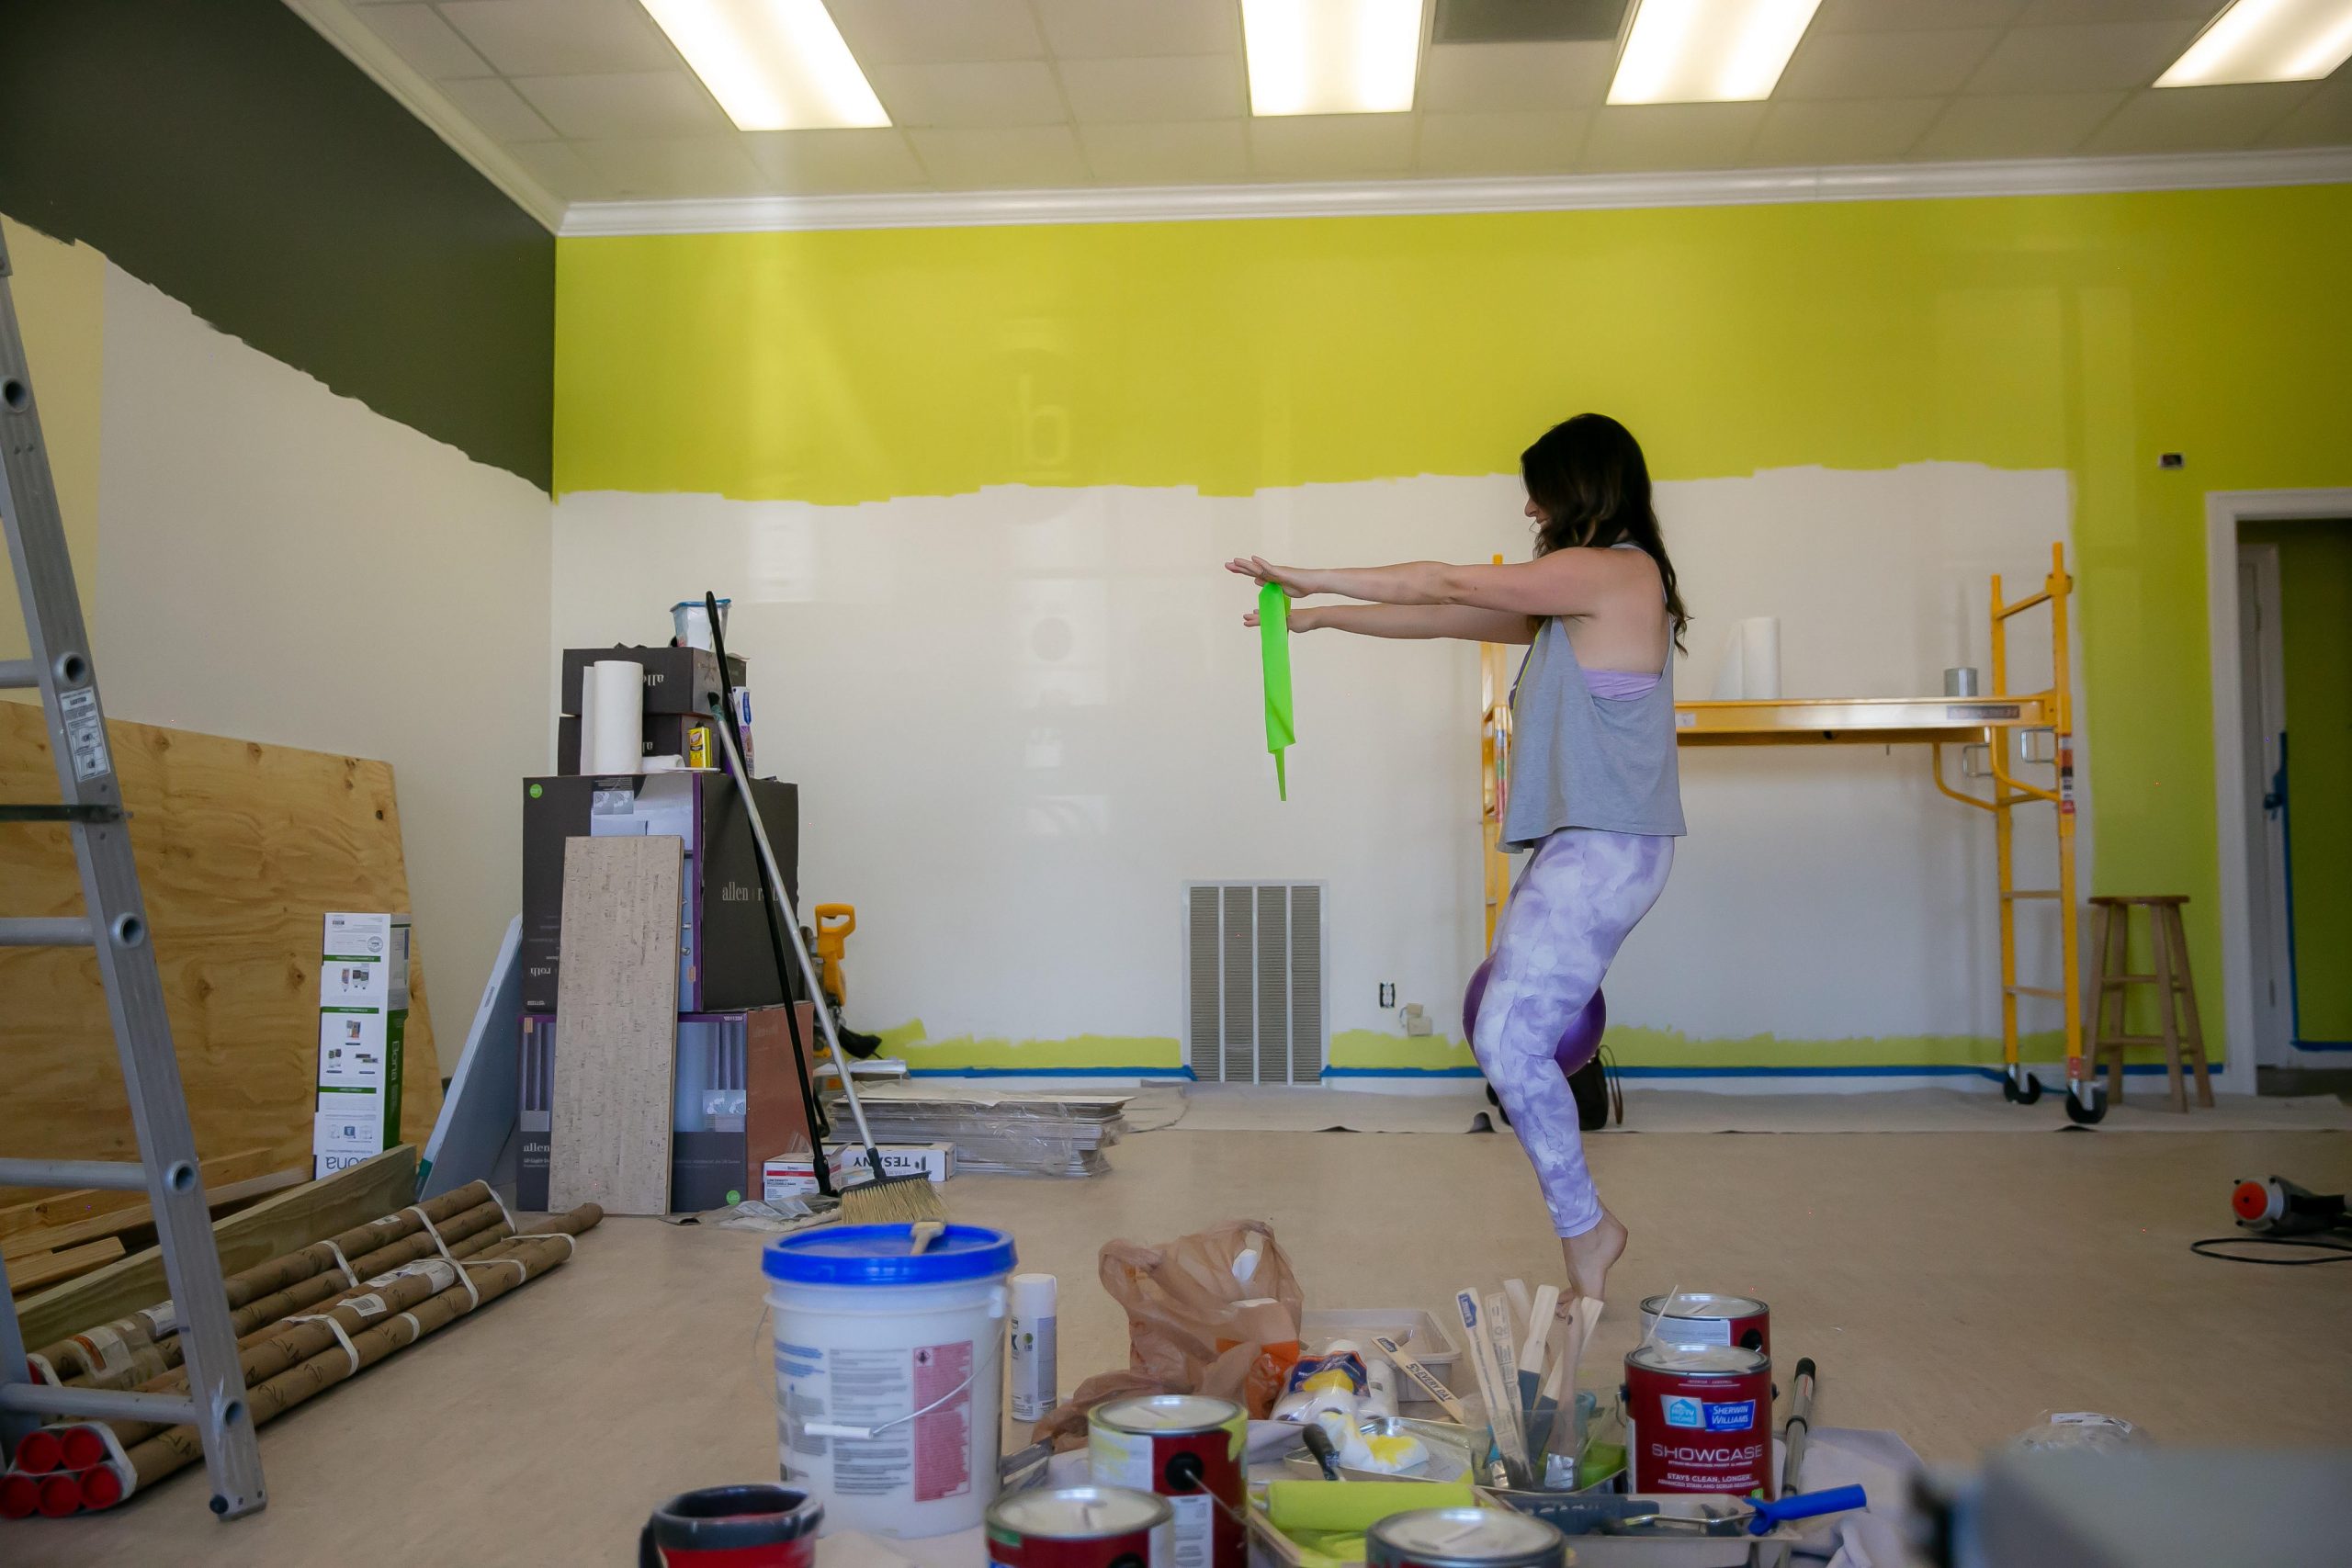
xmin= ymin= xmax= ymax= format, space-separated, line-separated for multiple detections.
xmin=0 ymin=916 xmax=94 ymax=946
xmin=2005 ymin=984 xmax=2064 ymax=999
xmin=2099 ymin=973 xmax=2165 ymax=985
xmin=0 ymin=803 xmax=122 ymax=824
xmin=0 ymin=658 xmax=36 ymax=690
xmin=0 ymin=1156 xmax=155 ymax=1191
xmin=0 ymin=1382 xmax=198 ymax=1425
xmin=2002 ymin=889 xmax=2060 ymax=900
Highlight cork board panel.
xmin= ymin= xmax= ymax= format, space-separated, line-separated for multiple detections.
xmin=548 ymin=835 xmax=680 ymax=1216
xmin=0 ymin=705 xmax=442 ymax=1203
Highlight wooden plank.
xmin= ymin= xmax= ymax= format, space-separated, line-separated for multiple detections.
xmin=0 ymin=706 xmax=444 ymax=1204
xmin=11 ymin=1146 xmax=417 ymax=1348
xmin=548 ymin=837 xmax=680 ymax=1217
xmin=0 ymin=1165 xmax=305 ymax=1261
xmin=0 ymin=1146 xmax=282 ymax=1241
xmin=745 ymin=1002 xmax=819 ymax=1193
xmin=8 ymin=1237 xmax=125 ymax=1294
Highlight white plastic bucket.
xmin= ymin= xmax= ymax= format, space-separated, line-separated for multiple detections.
xmin=763 ymin=1223 xmax=1016 ymax=1540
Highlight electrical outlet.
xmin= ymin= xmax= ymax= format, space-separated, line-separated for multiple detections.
xmin=1378 ymin=982 xmax=1396 ymax=1008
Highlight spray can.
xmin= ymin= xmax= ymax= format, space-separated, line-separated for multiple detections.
xmin=1010 ymin=1273 xmax=1059 ymax=1422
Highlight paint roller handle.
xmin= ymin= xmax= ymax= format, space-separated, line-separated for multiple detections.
xmin=1746 ymin=1485 xmax=1868 ymax=1536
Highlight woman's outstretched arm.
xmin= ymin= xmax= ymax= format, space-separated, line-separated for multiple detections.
xmin=1245 ymin=602 xmax=1534 ymax=643
xmin=1227 ymin=550 xmax=1626 ymax=620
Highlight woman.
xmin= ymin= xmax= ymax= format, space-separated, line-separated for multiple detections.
xmin=1227 ymin=413 xmax=1687 ymax=1310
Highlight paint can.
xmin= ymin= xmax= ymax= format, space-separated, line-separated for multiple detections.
xmin=638 ymin=1483 xmax=822 ymax=1568
xmin=1088 ymin=1393 xmax=1247 ymax=1568
xmin=1638 ymin=1292 xmax=1770 ymax=1354
xmin=1365 ymin=1506 xmax=1567 ymax=1567
xmin=1624 ymin=1343 xmax=1774 ymax=1497
xmin=763 ymin=1224 xmax=1016 ymax=1539
xmin=1944 ymin=666 xmax=1982 ymax=697
xmin=985 ymin=1485 xmax=1173 ymax=1568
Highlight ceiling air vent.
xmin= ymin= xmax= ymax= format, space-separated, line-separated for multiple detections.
xmin=1433 ymin=0 xmax=1631 ymax=45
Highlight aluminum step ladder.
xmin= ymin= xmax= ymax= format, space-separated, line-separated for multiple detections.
xmin=0 ymin=230 xmax=265 ymax=1516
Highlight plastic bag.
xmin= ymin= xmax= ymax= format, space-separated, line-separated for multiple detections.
xmin=1032 ymin=1219 xmax=1307 ymax=1448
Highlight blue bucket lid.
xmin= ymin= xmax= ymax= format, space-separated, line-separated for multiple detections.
xmin=763 ymin=1224 xmax=1016 ymax=1287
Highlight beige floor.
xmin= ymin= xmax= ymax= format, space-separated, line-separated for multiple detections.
xmin=21 ymin=1123 xmax=2352 ymax=1563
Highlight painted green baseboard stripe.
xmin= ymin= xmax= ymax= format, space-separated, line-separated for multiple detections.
xmin=902 ymin=1066 xmax=1186 ymax=1077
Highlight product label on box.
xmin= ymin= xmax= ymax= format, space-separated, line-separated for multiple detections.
xmin=319 ymin=1009 xmax=390 ymax=1089
xmin=314 ymin=1103 xmax=386 ymax=1178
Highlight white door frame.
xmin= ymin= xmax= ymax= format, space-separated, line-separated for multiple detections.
xmin=2203 ymin=488 xmax=2352 ymax=1093
xmin=2235 ymin=543 xmax=2293 ymax=1066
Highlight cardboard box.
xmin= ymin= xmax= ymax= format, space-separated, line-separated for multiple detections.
xmin=560 ymin=646 xmax=744 ymax=720
xmin=314 ymin=913 xmax=410 ymax=1178
xmin=520 ymin=772 xmax=800 ymax=1013
xmin=763 ymin=1143 xmax=955 ymax=1201
xmin=556 ymin=711 xmax=716 ymax=774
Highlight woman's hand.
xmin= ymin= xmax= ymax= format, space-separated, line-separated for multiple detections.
xmin=1226 ymin=556 xmax=1318 ymax=597
xmin=1243 ymin=605 xmax=1319 ymax=631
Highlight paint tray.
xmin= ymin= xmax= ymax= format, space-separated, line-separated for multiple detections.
xmin=1280 ymin=1416 xmax=1477 ymax=1484
xmin=1300 ymin=1307 xmax=1463 ymax=1368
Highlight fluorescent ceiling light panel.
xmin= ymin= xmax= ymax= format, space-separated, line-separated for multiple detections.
xmin=639 ymin=0 xmax=888 ymax=130
xmin=1242 ymin=0 xmax=1428 ymax=116
xmin=2157 ymin=0 xmax=2352 ymax=86
xmin=1608 ymin=0 xmax=1826 ymax=106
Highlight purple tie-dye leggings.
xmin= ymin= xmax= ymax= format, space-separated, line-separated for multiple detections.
xmin=1471 ymin=829 xmax=1676 ymax=1238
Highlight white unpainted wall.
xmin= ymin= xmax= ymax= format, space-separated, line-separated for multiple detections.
xmin=552 ymin=463 xmax=2086 ymax=1063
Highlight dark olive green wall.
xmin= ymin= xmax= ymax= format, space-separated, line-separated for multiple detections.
xmin=0 ymin=0 xmax=553 ymax=489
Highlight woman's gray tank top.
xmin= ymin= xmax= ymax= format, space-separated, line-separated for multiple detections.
xmin=1499 ymin=547 xmax=1687 ymax=849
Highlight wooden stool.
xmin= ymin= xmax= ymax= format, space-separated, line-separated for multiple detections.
xmin=2086 ymin=896 xmax=2213 ymax=1112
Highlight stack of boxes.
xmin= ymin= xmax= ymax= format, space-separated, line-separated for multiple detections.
xmin=313 ymin=912 xmax=412 ymax=1178
xmin=518 ymin=644 xmax=817 ymax=1213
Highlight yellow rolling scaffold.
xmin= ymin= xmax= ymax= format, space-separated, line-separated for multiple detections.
xmin=1479 ymin=543 xmax=2100 ymax=1122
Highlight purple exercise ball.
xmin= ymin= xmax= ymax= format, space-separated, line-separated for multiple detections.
xmin=1464 ymin=956 xmax=1607 ymax=1074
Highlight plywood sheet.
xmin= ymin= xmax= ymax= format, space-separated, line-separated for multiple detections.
xmin=548 ymin=836 xmax=680 ymax=1216
xmin=0 ymin=705 xmax=443 ymax=1202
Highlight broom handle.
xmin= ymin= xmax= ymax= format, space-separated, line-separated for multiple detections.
xmin=704 ymin=694 xmax=889 ymax=1177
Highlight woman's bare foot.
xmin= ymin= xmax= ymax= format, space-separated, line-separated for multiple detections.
xmin=1560 ymin=1209 xmax=1628 ymax=1308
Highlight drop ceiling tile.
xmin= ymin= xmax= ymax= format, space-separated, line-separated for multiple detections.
xmin=1250 ymin=115 xmax=1419 ymax=178
xmin=1079 ymin=120 xmax=1251 ymax=184
xmin=439 ymin=76 xmax=560 ymax=141
xmin=867 ymin=60 xmax=1066 ymax=128
xmin=2082 ymin=84 xmax=2314 ymax=154
xmin=1776 ymin=28 xmax=2005 ymax=99
xmin=824 ymin=0 xmax=1043 ymax=65
xmin=1421 ymin=41 xmax=1616 ymax=112
xmin=1034 ymin=0 xmax=1240 ymax=58
xmin=908 ymin=125 xmax=1091 ymax=187
xmin=1749 ymin=97 xmax=1945 ymax=164
xmin=357 ymin=5 xmax=493 ymax=80
xmin=1578 ymin=103 xmax=1769 ymax=171
xmin=437 ymin=0 xmax=675 ymax=76
xmin=1963 ymin=20 xmax=2205 ymax=95
xmin=1059 ymin=56 xmax=1245 ymax=123
xmin=512 ymin=72 xmax=728 ymax=140
xmin=1416 ymin=110 xmax=1590 ymax=174
xmin=575 ymin=136 xmax=775 ymax=198
xmin=2259 ymin=75 xmax=2352 ymax=147
xmin=742 ymin=129 xmax=933 ymax=192
xmin=1813 ymin=0 xmax=2027 ymax=31
xmin=504 ymin=139 xmax=615 ymax=201
xmin=1912 ymin=91 xmax=2125 ymax=157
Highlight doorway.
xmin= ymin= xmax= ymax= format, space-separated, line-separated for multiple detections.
xmin=2208 ymin=492 xmax=2352 ymax=1088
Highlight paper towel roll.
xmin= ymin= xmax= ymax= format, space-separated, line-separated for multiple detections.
xmin=587 ymin=660 xmax=644 ymax=773
xmin=1710 ymin=616 xmax=1781 ymax=701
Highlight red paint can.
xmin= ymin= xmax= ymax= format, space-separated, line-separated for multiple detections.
xmin=986 ymin=1484 xmax=1174 ymax=1568
xmin=1624 ymin=1343 xmax=1774 ymax=1497
xmin=1638 ymin=1292 xmax=1770 ymax=1356
xmin=1089 ymin=1393 xmax=1248 ymax=1567
xmin=639 ymin=1484 xmax=822 ymax=1568
xmin=1366 ymin=1506 xmax=1568 ymax=1566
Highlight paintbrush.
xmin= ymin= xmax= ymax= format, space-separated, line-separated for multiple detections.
xmin=704 ymin=591 xmax=944 ymax=1226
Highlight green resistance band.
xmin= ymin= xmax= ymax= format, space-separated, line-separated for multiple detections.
xmin=1260 ymin=581 xmax=1295 ymax=800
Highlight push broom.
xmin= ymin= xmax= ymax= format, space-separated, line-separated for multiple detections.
xmin=702 ymin=592 xmax=945 ymax=1226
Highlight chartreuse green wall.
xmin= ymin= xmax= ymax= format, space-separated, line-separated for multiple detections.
xmin=557 ymin=183 xmax=2352 ymax=1074
xmin=2243 ymin=523 xmax=2352 ymax=1044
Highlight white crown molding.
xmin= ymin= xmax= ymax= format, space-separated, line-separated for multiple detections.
xmin=561 ymin=144 xmax=2352 ymax=237
xmin=284 ymin=0 xmax=566 ymax=232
